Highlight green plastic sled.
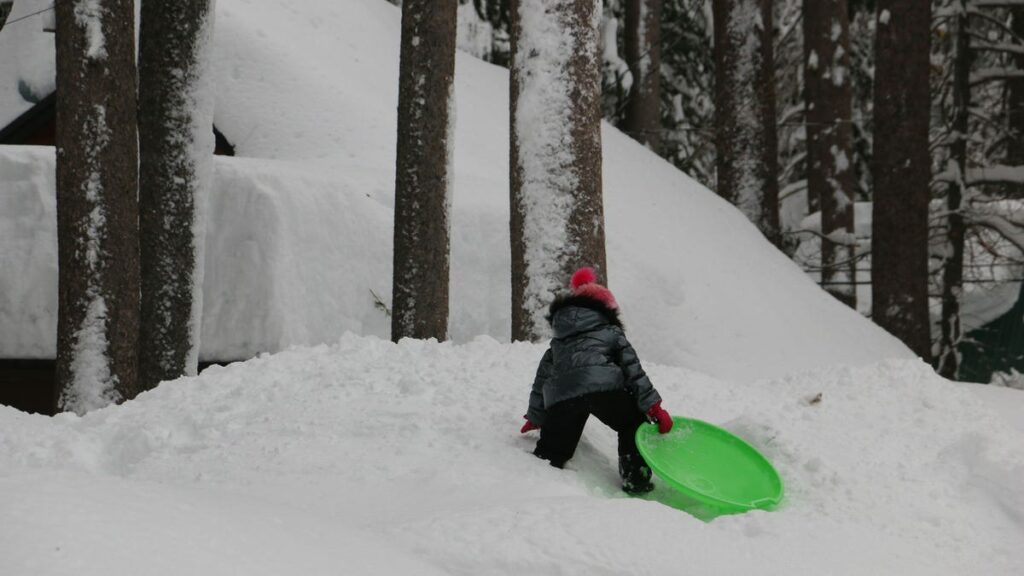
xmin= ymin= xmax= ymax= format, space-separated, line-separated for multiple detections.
xmin=635 ymin=416 xmax=783 ymax=514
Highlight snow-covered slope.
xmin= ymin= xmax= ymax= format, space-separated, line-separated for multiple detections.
xmin=0 ymin=0 xmax=911 ymax=380
xmin=1 ymin=337 xmax=1021 ymax=575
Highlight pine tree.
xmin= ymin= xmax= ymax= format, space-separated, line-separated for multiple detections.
xmin=659 ymin=0 xmax=715 ymax=187
xmin=138 ymin=0 xmax=218 ymax=389
xmin=711 ymin=0 xmax=780 ymax=244
xmin=392 ymin=0 xmax=457 ymax=341
xmin=54 ymin=0 xmax=140 ymax=414
xmin=871 ymin=0 xmax=932 ymax=359
xmin=622 ymin=0 xmax=663 ymax=153
xmin=803 ymin=0 xmax=856 ymax=307
xmin=510 ymin=0 xmax=606 ymax=341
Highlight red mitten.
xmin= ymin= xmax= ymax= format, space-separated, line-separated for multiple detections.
xmin=520 ymin=415 xmax=540 ymax=434
xmin=647 ymin=402 xmax=673 ymax=434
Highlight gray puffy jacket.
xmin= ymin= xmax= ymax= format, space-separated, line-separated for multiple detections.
xmin=526 ymin=295 xmax=662 ymax=426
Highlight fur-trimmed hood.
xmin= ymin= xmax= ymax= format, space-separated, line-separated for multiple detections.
xmin=547 ymin=294 xmax=623 ymax=339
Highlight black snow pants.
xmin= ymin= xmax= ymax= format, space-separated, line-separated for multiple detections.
xmin=533 ymin=389 xmax=647 ymax=468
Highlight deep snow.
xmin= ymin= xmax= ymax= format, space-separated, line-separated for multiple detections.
xmin=1 ymin=336 xmax=1022 ymax=575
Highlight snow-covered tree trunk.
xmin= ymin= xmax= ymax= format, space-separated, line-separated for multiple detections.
xmin=871 ymin=0 xmax=932 ymax=360
xmin=54 ymin=0 xmax=139 ymax=414
xmin=392 ymin=0 xmax=457 ymax=341
xmin=937 ymin=8 xmax=971 ymax=379
xmin=803 ymin=0 xmax=856 ymax=307
xmin=711 ymin=0 xmax=780 ymax=245
xmin=622 ymin=0 xmax=662 ymax=153
xmin=510 ymin=0 xmax=606 ymax=341
xmin=138 ymin=0 xmax=217 ymax=389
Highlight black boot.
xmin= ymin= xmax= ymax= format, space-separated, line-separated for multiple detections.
xmin=619 ymin=454 xmax=654 ymax=494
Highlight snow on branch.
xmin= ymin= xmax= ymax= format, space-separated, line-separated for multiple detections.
xmin=972 ymin=41 xmax=1024 ymax=57
xmin=970 ymin=1 xmax=1024 ymax=8
xmin=966 ymin=212 xmax=1024 ymax=253
xmin=970 ymin=67 xmax=1024 ymax=86
xmin=965 ymin=165 xmax=1024 ymax=185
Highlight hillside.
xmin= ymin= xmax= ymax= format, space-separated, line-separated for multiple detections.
xmin=1 ymin=337 xmax=1022 ymax=575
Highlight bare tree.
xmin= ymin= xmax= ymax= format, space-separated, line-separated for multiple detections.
xmin=392 ymin=0 xmax=457 ymax=341
xmin=622 ymin=0 xmax=663 ymax=153
xmin=510 ymin=0 xmax=606 ymax=341
xmin=803 ymin=0 xmax=856 ymax=307
xmin=871 ymin=0 xmax=932 ymax=359
xmin=138 ymin=0 xmax=218 ymax=389
xmin=54 ymin=0 xmax=140 ymax=414
xmin=712 ymin=0 xmax=780 ymax=245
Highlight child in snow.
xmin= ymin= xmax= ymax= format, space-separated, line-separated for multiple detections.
xmin=520 ymin=267 xmax=673 ymax=494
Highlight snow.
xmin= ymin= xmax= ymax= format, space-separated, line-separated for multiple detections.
xmin=1 ymin=336 xmax=1022 ymax=575
xmin=59 ymin=294 xmax=119 ymax=414
xmin=73 ymin=0 xmax=108 ymax=61
xmin=455 ymin=2 xmax=493 ymax=61
xmin=602 ymin=13 xmax=632 ymax=93
xmin=0 ymin=0 xmax=55 ymax=127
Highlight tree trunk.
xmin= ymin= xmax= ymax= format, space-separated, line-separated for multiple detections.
xmin=510 ymin=0 xmax=606 ymax=341
xmin=712 ymin=0 xmax=780 ymax=245
xmin=1006 ymin=6 xmax=1024 ymax=198
xmin=937 ymin=9 xmax=970 ymax=379
xmin=622 ymin=0 xmax=662 ymax=153
xmin=871 ymin=0 xmax=932 ymax=360
xmin=392 ymin=0 xmax=457 ymax=341
xmin=138 ymin=0 xmax=218 ymax=389
xmin=803 ymin=0 xmax=857 ymax=308
xmin=54 ymin=0 xmax=139 ymax=414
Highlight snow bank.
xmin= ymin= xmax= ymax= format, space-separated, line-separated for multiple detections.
xmin=1 ymin=0 xmax=911 ymax=381
xmin=0 ymin=146 xmax=56 ymax=358
xmin=1 ymin=336 xmax=1021 ymax=574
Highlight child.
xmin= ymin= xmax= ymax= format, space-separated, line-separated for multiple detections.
xmin=519 ymin=267 xmax=673 ymax=494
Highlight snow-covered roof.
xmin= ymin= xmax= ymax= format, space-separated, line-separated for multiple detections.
xmin=0 ymin=0 xmax=54 ymax=130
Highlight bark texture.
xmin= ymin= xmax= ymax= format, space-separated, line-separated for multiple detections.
xmin=803 ymin=0 xmax=856 ymax=307
xmin=54 ymin=0 xmax=139 ymax=414
xmin=622 ymin=0 xmax=663 ymax=153
xmin=392 ymin=0 xmax=457 ymax=341
xmin=712 ymin=0 xmax=780 ymax=245
xmin=138 ymin=0 xmax=217 ymax=389
xmin=510 ymin=0 xmax=606 ymax=341
xmin=871 ymin=0 xmax=933 ymax=359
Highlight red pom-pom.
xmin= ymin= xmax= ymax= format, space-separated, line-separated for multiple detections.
xmin=571 ymin=267 xmax=597 ymax=290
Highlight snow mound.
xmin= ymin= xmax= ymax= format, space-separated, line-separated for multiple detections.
xmin=1 ymin=336 xmax=1022 ymax=575
xmin=1 ymin=0 xmax=911 ymax=381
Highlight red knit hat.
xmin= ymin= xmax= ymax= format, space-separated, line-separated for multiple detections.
xmin=570 ymin=267 xmax=618 ymax=310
